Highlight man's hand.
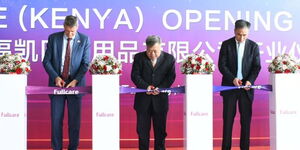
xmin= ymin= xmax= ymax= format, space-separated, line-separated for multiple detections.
xmin=66 ymin=80 xmax=78 ymax=88
xmin=55 ymin=77 xmax=65 ymax=88
xmin=244 ymin=81 xmax=251 ymax=91
xmin=233 ymin=78 xmax=242 ymax=86
xmin=146 ymin=85 xmax=155 ymax=95
xmin=152 ymin=87 xmax=160 ymax=95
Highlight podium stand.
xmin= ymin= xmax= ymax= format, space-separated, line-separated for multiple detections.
xmin=92 ymin=75 xmax=120 ymax=150
xmin=184 ymin=74 xmax=213 ymax=150
xmin=269 ymin=74 xmax=300 ymax=150
xmin=0 ymin=74 xmax=27 ymax=150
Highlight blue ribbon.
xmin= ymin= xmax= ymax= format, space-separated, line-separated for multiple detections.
xmin=26 ymin=85 xmax=272 ymax=95
xmin=120 ymin=85 xmax=272 ymax=94
xmin=213 ymin=85 xmax=272 ymax=92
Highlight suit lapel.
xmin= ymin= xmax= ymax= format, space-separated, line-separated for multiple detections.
xmin=57 ymin=32 xmax=64 ymax=73
xmin=231 ymin=38 xmax=238 ymax=71
xmin=242 ymin=39 xmax=250 ymax=70
xmin=153 ymin=52 xmax=164 ymax=71
xmin=71 ymin=33 xmax=80 ymax=62
xmin=143 ymin=52 xmax=153 ymax=70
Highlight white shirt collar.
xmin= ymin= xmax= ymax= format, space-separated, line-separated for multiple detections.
xmin=63 ymin=33 xmax=76 ymax=40
xmin=235 ymin=39 xmax=246 ymax=45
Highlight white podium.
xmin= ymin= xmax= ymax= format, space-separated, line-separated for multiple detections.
xmin=0 ymin=74 xmax=27 ymax=150
xmin=269 ymin=74 xmax=300 ymax=150
xmin=92 ymin=75 xmax=120 ymax=150
xmin=184 ymin=74 xmax=213 ymax=150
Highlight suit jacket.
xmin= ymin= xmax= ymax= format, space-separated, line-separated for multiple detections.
xmin=43 ymin=31 xmax=90 ymax=87
xmin=218 ymin=37 xmax=261 ymax=100
xmin=131 ymin=51 xmax=176 ymax=112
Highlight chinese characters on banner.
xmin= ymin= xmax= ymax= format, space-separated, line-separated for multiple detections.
xmin=1 ymin=39 xmax=300 ymax=63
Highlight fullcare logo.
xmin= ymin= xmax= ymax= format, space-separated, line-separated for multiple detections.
xmin=96 ymin=112 xmax=114 ymax=117
xmin=54 ymin=89 xmax=79 ymax=95
xmin=0 ymin=112 xmax=20 ymax=118
xmin=190 ymin=111 xmax=209 ymax=117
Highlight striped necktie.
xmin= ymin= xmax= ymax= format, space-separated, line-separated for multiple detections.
xmin=62 ymin=38 xmax=72 ymax=81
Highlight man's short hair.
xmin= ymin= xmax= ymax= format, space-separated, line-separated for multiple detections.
xmin=146 ymin=35 xmax=161 ymax=47
xmin=64 ymin=15 xmax=78 ymax=27
xmin=235 ymin=19 xmax=251 ymax=29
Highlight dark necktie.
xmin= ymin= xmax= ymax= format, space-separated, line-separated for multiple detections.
xmin=62 ymin=38 xmax=72 ymax=81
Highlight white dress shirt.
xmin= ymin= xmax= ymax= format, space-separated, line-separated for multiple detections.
xmin=236 ymin=39 xmax=245 ymax=80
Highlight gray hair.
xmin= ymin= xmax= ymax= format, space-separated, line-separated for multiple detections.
xmin=64 ymin=15 xmax=78 ymax=27
xmin=235 ymin=19 xmax=251 ymax=29
xmin=146 ymin=35 xmax=161 ymax=47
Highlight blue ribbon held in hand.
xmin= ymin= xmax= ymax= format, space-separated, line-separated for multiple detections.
xmin=26 ymin=85 xmax=272 ymax=95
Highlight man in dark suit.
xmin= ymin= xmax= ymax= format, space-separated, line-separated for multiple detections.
xmin=218 ymin=19 xmax=261 ymax=150
xmin=43 ymin=15 xmax=90 ymax=150
xmin=131 ymin=35 xmax=176 ymax=150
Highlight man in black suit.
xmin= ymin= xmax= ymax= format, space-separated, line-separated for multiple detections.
xmin=131 ymin=35 xmax=176 ymax=150
xmin=218 ymin=19 xmax=261 ymax=150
